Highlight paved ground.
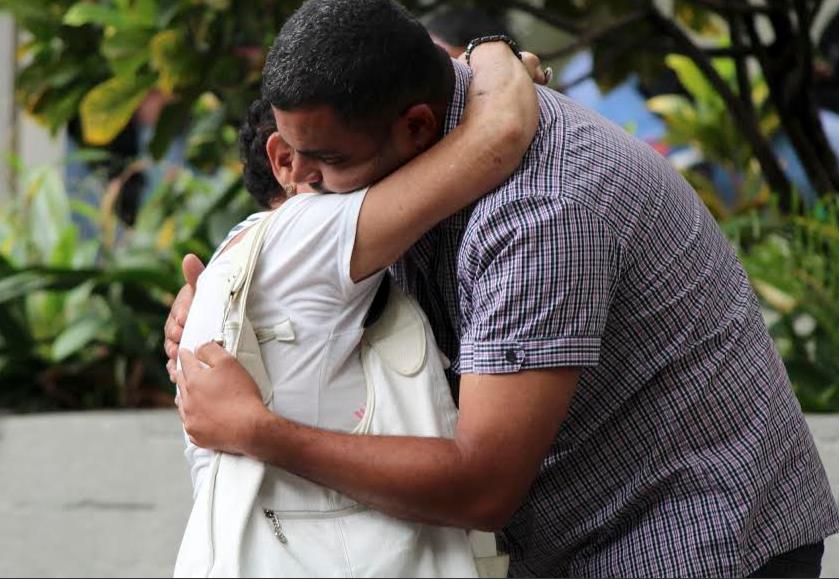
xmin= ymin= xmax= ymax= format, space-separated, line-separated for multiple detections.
xmin=0 ymin=410 xmax=192 ymax=578
xmin=0 ymin=409 xmax=837 ymax=577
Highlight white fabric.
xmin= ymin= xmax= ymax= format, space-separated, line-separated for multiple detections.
xmin=174 ymin=195 xmax=506 ymax=578
xmin=179 ymin=190 xmax=381 ymax=496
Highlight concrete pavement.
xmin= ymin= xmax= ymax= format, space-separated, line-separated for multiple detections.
xmin=0 ymin=410 xmax=192 ymax=578
xmin=0 ymin=410 xmax=837 ymax=577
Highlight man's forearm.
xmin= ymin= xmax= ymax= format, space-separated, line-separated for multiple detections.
xmin=245 ymin=412 xmax=508 ymax=530
xmin=179 ymin=357 xmax=575 ymax=531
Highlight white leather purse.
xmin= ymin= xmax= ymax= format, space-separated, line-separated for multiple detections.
xmin=174 ymin=209 xmax=509 ymax=578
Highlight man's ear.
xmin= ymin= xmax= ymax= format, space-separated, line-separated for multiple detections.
xmin=396 ymin=104 xmax=439 ymax=154
xmin=266 ymin=132 xmax=292 ymax=185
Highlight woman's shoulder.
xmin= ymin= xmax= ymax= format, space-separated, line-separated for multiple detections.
xmin=209 ymin=211 xmax=271 ymax=263
xmin=287 ymin=189 xmax=368 ymax=210
xmin=271 ymin=190 xmax=369 ymax=230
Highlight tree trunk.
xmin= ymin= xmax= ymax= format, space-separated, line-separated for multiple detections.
xmin=757 ymin=4 xmax=839 ymax=201
xmin=647 ymin=8 xmax=794 ymax=210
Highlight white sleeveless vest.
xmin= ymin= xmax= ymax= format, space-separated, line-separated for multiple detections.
xmin=173 ymin=209 xmax=508 ymax=578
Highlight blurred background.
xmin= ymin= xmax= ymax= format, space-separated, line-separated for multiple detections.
xmin=0 ymin=0 xmax=837 ymax=576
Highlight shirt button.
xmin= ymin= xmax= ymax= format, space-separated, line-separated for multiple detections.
xmin=505 ymin=349 xmax=518 ymax=364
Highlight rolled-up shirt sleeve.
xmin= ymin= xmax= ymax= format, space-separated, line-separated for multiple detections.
xmin=457 ymin=196 xmax=622 ymax=374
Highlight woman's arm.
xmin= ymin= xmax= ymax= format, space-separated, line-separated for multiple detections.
xmin=350 ymin=42 xmax=541 ymax=282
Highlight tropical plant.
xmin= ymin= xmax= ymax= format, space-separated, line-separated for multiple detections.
xmin=5 ymin=0 xmax=834 ymax=209
xmin=647 ymin=48 xmax=780 ymax=219
xmin=730 ymin=197 xmax=839 ymax=412
xmin=0 ymin=157 xmax=254 ymax=411
xmin=2 ymin=0 xmax=838 ymax=414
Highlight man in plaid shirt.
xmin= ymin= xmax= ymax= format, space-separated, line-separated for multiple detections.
xmin=167 ymin=0 xmax=839 ymax=575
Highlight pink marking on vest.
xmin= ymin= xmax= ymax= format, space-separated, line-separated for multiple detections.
xmin=354 ymin=405 xmax=366 ymax=420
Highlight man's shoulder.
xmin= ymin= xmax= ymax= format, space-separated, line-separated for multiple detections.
xmin=461 ymin=87 xmax=672 ymax=248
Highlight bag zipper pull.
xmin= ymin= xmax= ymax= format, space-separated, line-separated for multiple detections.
xmin=263 ymin=509 xmax=288 ymax=544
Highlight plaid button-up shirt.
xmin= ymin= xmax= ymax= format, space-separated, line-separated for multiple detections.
xmin=391 ymin=61 xmax=839 ymax=577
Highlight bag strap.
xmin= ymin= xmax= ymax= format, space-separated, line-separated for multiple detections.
xmin=219 ymin=207 xmax=285 ymax=355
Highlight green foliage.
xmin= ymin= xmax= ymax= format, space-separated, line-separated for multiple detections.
xmin=0 ymin=159 xmax=255 ymax=411
xmin=647 ymin=47 xmax=782 ymax=223
xmin=727 ymin=199 xmax=839 ymax=412
xmin=2 ymin=0 xmax=837 ymax=415
xmin=1 ymin=0 xmax=292 ymax=164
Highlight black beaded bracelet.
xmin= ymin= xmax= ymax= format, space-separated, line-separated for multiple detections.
xmin=464 ymin=35 xmax=523 ymax=67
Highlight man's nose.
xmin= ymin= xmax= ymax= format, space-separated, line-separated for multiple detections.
xmin=289 ymin=152 xmax=322 ymax=185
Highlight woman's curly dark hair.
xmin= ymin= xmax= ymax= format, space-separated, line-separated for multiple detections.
xmin=239 ymin=98 xmax=282 ymax=208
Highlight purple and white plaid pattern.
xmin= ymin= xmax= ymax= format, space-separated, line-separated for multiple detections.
xmin=391 ymin=61 xmax=839 ymax=577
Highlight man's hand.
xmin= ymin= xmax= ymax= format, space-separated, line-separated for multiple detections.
xmin=176 ymin=341 xmax=272 ymax=454
xmin=460 ymin=48 xmax=550 ymax=85
xmin=245 ymin=367 xmax=579 ymax=530
xmin=165 ymin=254 xmax=205 ymax=382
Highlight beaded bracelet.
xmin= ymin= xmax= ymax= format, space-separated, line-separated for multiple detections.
xmin=464 ymin=34 xmax=523 ymax=67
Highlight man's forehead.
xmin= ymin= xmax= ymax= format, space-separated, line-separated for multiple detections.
xmin=272 ymin=104 xmax=382 ymax=150
xmin=273 ymin=105 xmax=338 ymax=141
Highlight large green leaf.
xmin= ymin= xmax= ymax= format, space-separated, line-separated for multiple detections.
xmin=0 ymin=269 xmax=98 ymax=304
xmin=101 ymin=27 xmax=155 ymax=76
xmin=49 ymin=225 xmax=80 ymax=269
xmin=665 ymin=54 xmax=717 ymax=107
xmin=79 ymin=73 xmax=156 ymax=146
xmin=149 ymin=29 xmax=200 ymax=95
xmin=51 ymin=314 xmax=110 ymax=362
xmin=25 ymin=167 xmax=72 ymax=260
xmin=64 ymin=2 xmax=153 ymax=29
xmin=29 ymin=84 xmax=88 ymax=133
xmin=149 ymin=98 xmax=193 ymax=160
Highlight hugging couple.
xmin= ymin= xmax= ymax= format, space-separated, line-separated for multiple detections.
xmin=164 ymin=0 xmax=839 ymax=577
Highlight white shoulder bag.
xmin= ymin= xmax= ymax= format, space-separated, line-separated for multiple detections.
xmin=174 ymin=209 xmax=509 ymax=578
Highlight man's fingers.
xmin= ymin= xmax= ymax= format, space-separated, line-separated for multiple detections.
xmin=165 ymin=337 xmax=179 ymax=361
xmin=182 ymin=254 xmax=205 ymax=289
xmin=172 ymin=286 xmax=194 ymax=326
xmin=521 ymin=51 xmax=547 ymax=85
xmin=179 ymin=348 xmax=201 ymax=380
xmin=195 ymin=341 xmax=231 ymax=368
xmin=165 ymin=309 xmax=185 ymax=344
xmin=167 ymin=359 xmax=178 ymax=383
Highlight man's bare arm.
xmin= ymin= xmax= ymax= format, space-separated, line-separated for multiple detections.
xmin=178 ymin=341 xmax=578 ymax=531
xmin=350 ymin=44 xmax=541 ymax=282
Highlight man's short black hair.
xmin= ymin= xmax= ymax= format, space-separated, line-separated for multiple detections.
xmin=262 ymin=0 xmax=450 ymax=124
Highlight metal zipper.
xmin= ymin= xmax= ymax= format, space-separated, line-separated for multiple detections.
xmin=262 ymin=504 xmax=368 ymax=545
xmin=263 ymin=509 xmax=288 ymax=544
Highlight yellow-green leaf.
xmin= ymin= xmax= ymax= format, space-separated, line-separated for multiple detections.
xmin=752 ymin=279 xmax=797 ymax=314
xmin=665 ymin=54 xmax=714 ymax=105
xmin=155 ymin=217 xmax=177 ymax=251
xmin=150 ymin=30 xmax=198 ymax=95
xmin=64 ymin=3 xmax=126 ymax=28
xmin=647 ymin=94 xmax=692 ymax=118
xmin=79 ymin=74 xmax=155 ymax=146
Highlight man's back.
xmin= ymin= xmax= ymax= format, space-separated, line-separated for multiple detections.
xmin=393 ymin=61 xmax=839 ymax=576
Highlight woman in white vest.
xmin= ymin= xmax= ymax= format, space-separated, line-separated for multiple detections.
xmin=175 ymin=42 xmax=546 ymax=578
